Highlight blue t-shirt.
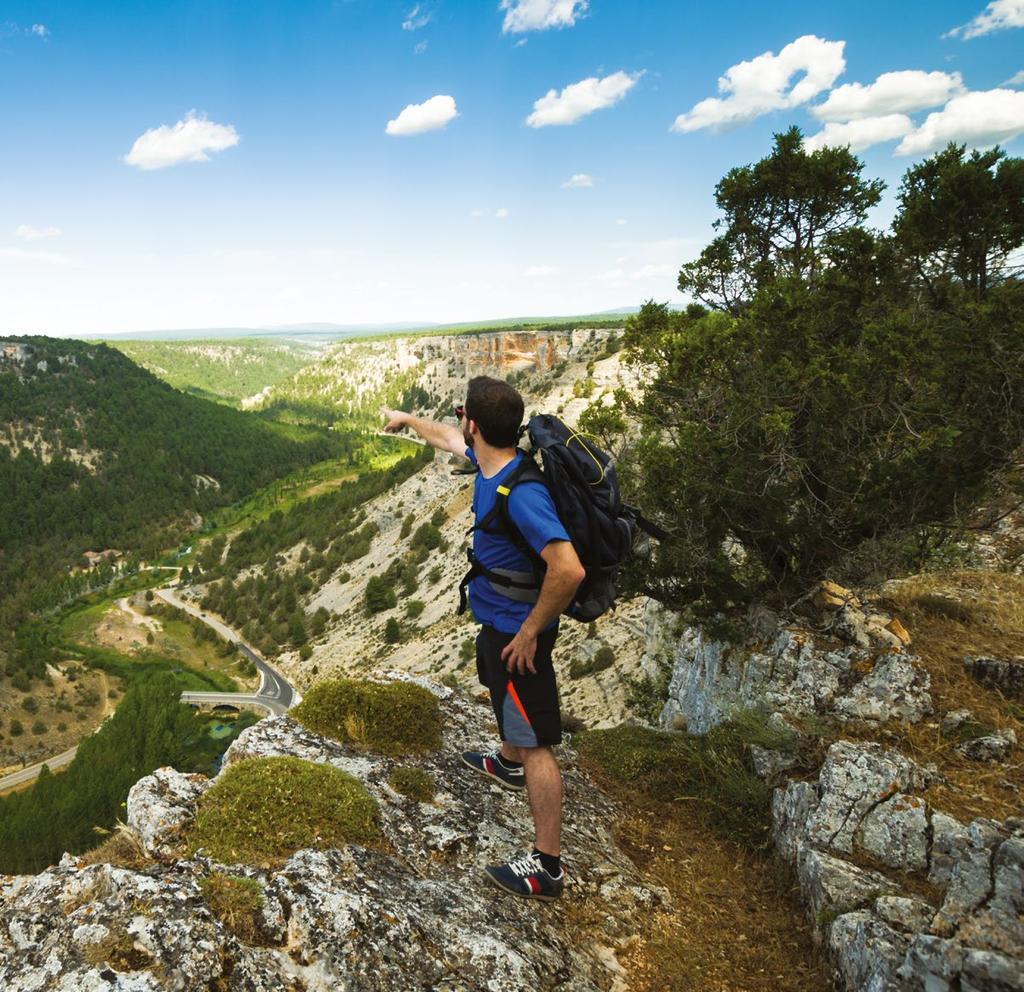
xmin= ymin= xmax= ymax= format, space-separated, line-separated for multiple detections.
xmin=465 ymin=448 xmax=571 ymax=634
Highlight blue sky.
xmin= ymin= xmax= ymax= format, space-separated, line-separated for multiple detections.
xmin=2 ymin=0 xmax=1024 ymax=336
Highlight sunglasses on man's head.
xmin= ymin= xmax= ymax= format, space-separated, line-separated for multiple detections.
xmin=455 ymin=405 xmax=466 ymax=420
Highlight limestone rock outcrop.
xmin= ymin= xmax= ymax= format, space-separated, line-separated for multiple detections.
xmin=0 ymin=675 xmax=664 ymax=991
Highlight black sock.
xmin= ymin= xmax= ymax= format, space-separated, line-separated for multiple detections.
xmin=496 ymin=754 xmax=522 ymax=770
xmin=533 ymin=848 xmax=562 ymax=877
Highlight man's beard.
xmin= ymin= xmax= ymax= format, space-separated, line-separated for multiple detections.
xmin=462 ymin=426 xmax=474 ymax=449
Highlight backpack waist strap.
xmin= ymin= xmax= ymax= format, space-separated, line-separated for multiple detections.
xmin=457 ymin=548 xmax=542 ymax=615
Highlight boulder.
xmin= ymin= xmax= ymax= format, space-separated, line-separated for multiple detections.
xmin=855 ymin=794 xmax=929 ymax=873
xmin=806 ymin=742 xmax=926 ymax=854
xmin=832 ymin=654 xmax=933 ymax=724
xmin=963 ymin=656 xmax=1024 ymax=699
xmin=956 ymin=728 xmax=1017 ymax=762
xmin=828 ymin=911 xmax=912 ymax=992
xmin=125 ymin=768 xmax=210 ymax=859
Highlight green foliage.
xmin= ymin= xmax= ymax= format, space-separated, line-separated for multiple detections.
xmin=894 ymin=144 xmax=1024 ymax=300
xmin=430 ymin=506 xmax=447 ymax=527
xmin=576 ymin=713 xmax=798 ymax=847
xmin=609 ymin=135 xmax=1024 ymax=615
xmin=291 ymin=678 xmax=442 ymax=755
xmin=384 ymin=617 xmax=402 ymax=644
xmin=568 ymin=645 xmax=616 ymax=680
xmin=404 ymin=600 xmax=425 ymax=619
xmin=0 ymin=675 xmax=216 ymax=873
xmin=186 ymin=757 xmax=379 ymax=865
xmin=678 ymin=127 xmax=884 ymax=314
xmin=411 ymin=523 xmax=442 ymax=551
xmin=108 ymin=338 xmax=321 ymax=408
xmin=0 ymin=337 xmax=341 ymax=675
xmin=388 ymin=766 xmax=436 ymax=802
xmin=400 ymin=513 xmax=415 ymax=539
xmin=365 ymin=576 xmax=397 ymax=614
xmin=459 ymin=638 xmax=475 ymax=664
xmin=9 ymin=719 xmax=23 ymax=737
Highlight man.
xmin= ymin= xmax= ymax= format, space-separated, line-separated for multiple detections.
xmin=384 ymin=376 xmax=584 ymax=902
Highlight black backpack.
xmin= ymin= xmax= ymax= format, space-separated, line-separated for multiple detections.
xmin=457 ymin=414 xmax=663 ymax=623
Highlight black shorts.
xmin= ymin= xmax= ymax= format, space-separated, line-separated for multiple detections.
xmin=476 ymin=625 xmax=562 ymax=747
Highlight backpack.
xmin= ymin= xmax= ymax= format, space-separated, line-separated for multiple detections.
xmin=457 ymin=414 xmax=663 ymax=623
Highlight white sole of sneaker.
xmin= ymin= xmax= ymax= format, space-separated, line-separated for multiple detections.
xmin=460 ymin=754 xmax=526 ymax=791
xmin=483 ymin=868 xmax=561 ymax=902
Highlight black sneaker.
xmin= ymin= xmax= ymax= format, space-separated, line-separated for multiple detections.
xmin=484 ymin=852 xmax=564 ymax=901
xmin=460 ymin=749 xmax=526 ymax=791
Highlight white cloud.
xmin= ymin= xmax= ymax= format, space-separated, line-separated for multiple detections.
xmin=526 ymin=71 xmax=640 ymax=127
xmin=514 ymin=38 xmax=529 ymax=48
xmin=630 ymin=263 xmax=674 ymax=280
xmin=672 ymin=35 xmax=845 ymax=133
xmin=470 ymin=207 xmax=510 ymax=219
xmin=414 ymin=40 xmax=428 ymax=54
xmin=896 ymin=88 xmax=1024 ymax=155
xmin=15 ymin=224 xmax=62 ymax=240
xmin=1003 ymin=70 xmax=1024 ymax=86
xmin=561 ymin=173 xmax=594 ymax=188
xmin=813 ymin=70 xmax=964 ymax=122
xmin=601 ymin=268 xmax=627 ymax=282
xmin=402 ymin=4 xmax=432 ymax=30
xmin=947 ymin=0 xmax=1024 ymax=39
xmin=385 ymin=94 xmax=458 ymax=136
xmin=30 ymin=23 xmax=48 ymax=38
xmin=500 ymin=0 xmax=587 ymax=33
xmin=470 ymin=209 xmax=485 ymax=218
xmin=615 ymin=218 xmax=628 ymax=225
xmin=123 ymin=112 xmax=240 ymax=170
xmin=526 ymin=265 xmax=557 ymax=277
xmin=495 ymin=207 xmax=510 ymax=219
xmin=804 ymin=114 xmax=914 ymax=152
xmin=0 ymin=247 xmax=70 ymax=265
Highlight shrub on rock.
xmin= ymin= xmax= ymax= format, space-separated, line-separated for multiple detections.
xmin=186 ymin=756 xmax=380 ymax=865
xmin=291 ymin=678 xmax=442 ymax=755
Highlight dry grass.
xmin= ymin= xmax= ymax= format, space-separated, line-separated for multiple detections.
xmin=199 ymin=872 xmax=267 ymax=944
xmin=611 ymin=804 xmax=827 ymax=992
xmin=79 ymin=821 xmax=152 ymax=870
xmin=81 ymin=930 xmax=153 ymax=971
xmin=871 ymin=569 xmax=1024 ymax=822
xmin=577 ymin=728 xmax=831 ymax=990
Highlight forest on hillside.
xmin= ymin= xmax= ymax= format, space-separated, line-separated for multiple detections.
xmin=0 ymin=675 xmax=251 ymax=874
xmin=108 ymin=337 xmax=323 ymax=408
xmin=0 ymin=338 xmax=345 ymax=678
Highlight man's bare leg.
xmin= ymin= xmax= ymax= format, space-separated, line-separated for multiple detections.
xmin=518 ymin=745 xmax=562 ymax=856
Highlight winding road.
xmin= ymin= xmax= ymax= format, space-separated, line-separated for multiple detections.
xmin=0 ymin=582 xmax=299 ymax=794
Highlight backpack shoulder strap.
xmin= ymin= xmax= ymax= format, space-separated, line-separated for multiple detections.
xmin=472 ymin=454 xmax=547 ymax=569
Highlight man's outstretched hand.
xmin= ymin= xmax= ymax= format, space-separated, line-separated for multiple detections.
xmin=383 ymin=409 xmax=408 ymax=433
xmin=501 ymin=629 xmax=538 ymax=675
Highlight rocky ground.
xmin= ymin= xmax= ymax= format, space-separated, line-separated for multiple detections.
xmin=0 ymin=675 xmax=670 ymax=992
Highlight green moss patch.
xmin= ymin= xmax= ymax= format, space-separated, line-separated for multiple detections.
xmin=388 ymin=766 xmax=436 ymax=802
xmin=186 ymin=756 xmax=380 ymax=866
xmin=291 ymin=678 xmax=442 ymax=755
xmin=575 ymin=712 xmax=800 ymax=848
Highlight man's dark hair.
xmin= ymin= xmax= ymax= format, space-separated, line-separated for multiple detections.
xmin=465 ymin=376 xmax=524 ymax=448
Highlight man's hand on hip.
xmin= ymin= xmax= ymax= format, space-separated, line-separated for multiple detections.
xmin=501 ymin=629 xmax=538 ymax=675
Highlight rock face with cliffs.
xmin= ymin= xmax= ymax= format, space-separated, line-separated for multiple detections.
xmin=0 ymin=675 xmax=665 ymax=992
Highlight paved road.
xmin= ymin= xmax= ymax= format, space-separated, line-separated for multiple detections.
xmin=155 ymin=587 xmax=299 ymax=710
xmin=0 ymin=584 xmax=300 ymax=794
xmin=0 ymin=746 xmax=78 ymax=792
